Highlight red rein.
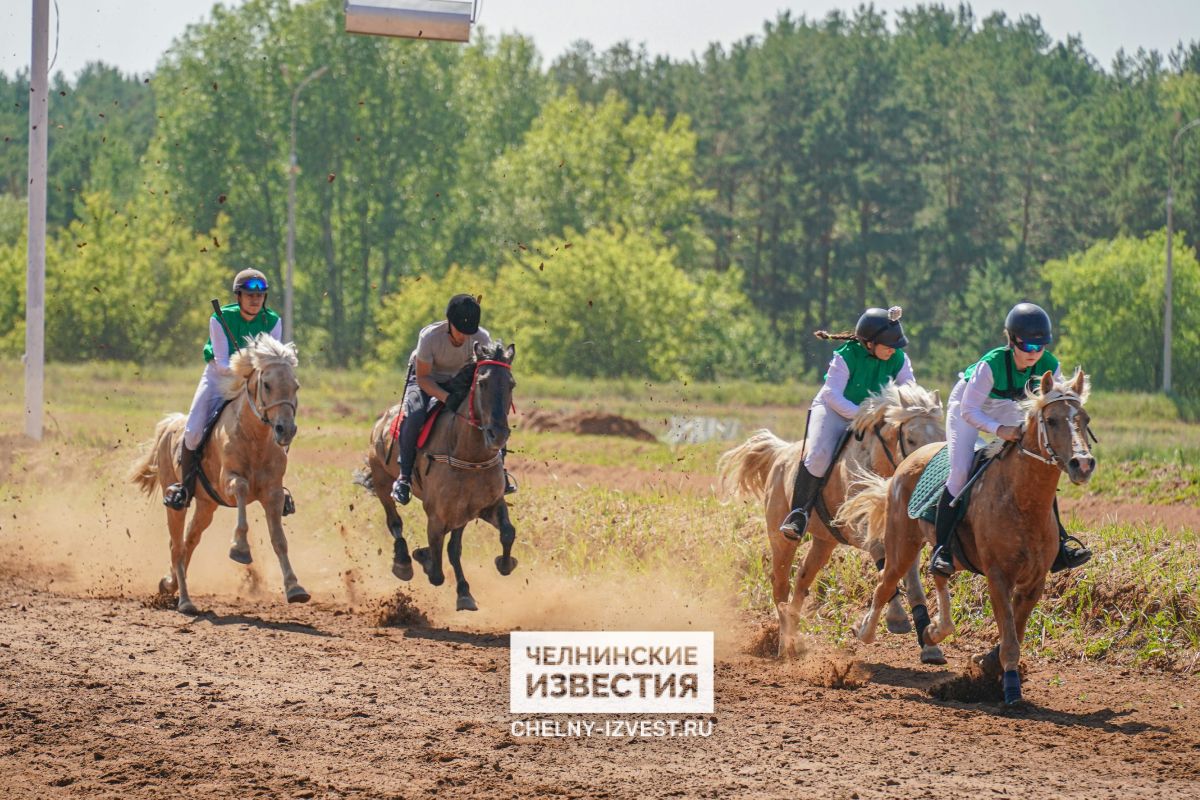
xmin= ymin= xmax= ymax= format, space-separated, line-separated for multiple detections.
xmin=466 ymin=359 xmax=515 ymax=426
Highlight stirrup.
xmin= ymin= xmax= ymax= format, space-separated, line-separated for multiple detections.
xmin=282 ymin=488 xmax=296 ymax=517
xmin=391 ymin=478 xmax=412 ymax=506
xmin=504 ymin=471 xmax=518 ymax=495
xmin=778 ymin=508 xmax=808 ymax=541
xmin=163 ymin=482 xmax=192 ymax=511
xmin=1051 ymin=534 xmax=1091 ymax=573
xmin=929 ymin=545 xmax=955 ymax=577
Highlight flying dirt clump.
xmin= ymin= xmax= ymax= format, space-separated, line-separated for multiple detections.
xmin=930 ymin=652 xmax=1028 ymax=703
xmin=368 ymin=589 xmax=430 ymax=628
xmin=519 ymin=409 xmax=657 ymax=441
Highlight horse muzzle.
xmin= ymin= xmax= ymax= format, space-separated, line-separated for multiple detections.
xmin=274 ymin=420 xmax=298 ymax=448
xmin=1066 ymin=454 xmax=1095 ymax=485
xmin=483 ymin=425 xmax=510 ymax=452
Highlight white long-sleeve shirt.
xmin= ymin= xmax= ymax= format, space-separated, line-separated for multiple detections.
xmin=208 ymin=315 xmax=282 ymax=374
xmin=958 ymin=360 xmax=1063 ymax=435
xmin=815 ymin=351 xmax=917 ymax=420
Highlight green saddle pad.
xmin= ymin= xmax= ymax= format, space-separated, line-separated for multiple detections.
xmin=908 ymin=445 xmax=950 ymax=520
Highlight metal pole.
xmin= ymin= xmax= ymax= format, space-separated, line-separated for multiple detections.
xmin=1164 ymin=118 xmax=1200 ymax=394
xmin=25 ymin=0 xmax=48 ymax=440
xmin=284 ymin=65 xmax=327 ymax=343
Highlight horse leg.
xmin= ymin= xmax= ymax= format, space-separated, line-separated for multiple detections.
xmin=901 ymin=560 xmax=945 ymax=665
xmin=159 ymin=506 xmax=187 ymax=608
xmin=412 ymin=517 xmax=447 ymax=587
xmin=923 ymin=572 xmax=956 ymax=645
xmin=228 ymin=475 xmax=253 ymax=565
xmin=867 ymin=534 xmax=913 ymax=635
xmin=858 ymin=533 xmax=922 ymax=644
xmin=373 ymin=456 xmax=412 ymax=581
xmin=446 ymin=527 xmax=477 ymax=611
xmin=181 ymin=500 xmax=216 ymax=572
xmin=264 ymin=488 xmax=309 ymax=604
xmin=779 ymin=535 xmax=834 ymax=659
xmin=481 ymin=501 xmax=518 ymax=576
xmin=984 ymin=571 xmax=1023 ymax=705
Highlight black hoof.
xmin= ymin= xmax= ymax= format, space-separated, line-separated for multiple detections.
xmin=228 ymin=547 xmax=253 ymax=565
xmin=457 ymin=594 xmax=478 ymax=611
xmin=495 ymin=555 xmax=518 ymax=576
xmin=412 ymin=547 xmax=431 ymax=572
xmin=391 ymin=560 xmax=413 ymax=581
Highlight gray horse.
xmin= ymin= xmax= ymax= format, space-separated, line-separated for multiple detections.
xmin=357 ymin=340 xmax=518 ymax=610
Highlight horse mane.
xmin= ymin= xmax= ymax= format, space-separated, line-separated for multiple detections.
xmin=850 ymin=380 xmax=942 ymax=435
xmin=477 ymin=339 xmax=510 ymax=363
xmin=1019 ymin=368 xmax=1091 ymax=418
xmin=217 ymin=333 xmax=299 ymax=400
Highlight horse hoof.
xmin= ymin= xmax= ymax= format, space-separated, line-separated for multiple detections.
xmin=920 ymin=645 xmax=947 ymax=665
xmin=157 ymin=577 xmax=176 ymax=596
xmin=886 ymin=616 xmax=913 ymax=635
xmin=428 ymin=573 xmax=445 ymax=587
xmin=495 ymin=555 xmax=518 ymax=576
xmin=177 ymin=599 xmax=199 ymax=615
xmin=228 ymin=547 xmax=252 ymax=565
xmin=412 ymin=547 xmax=431 ymax=571
xmin=457 ymin=595 xmax=478 ymax=612
xmin=391 ymin=560 xmax=414 ymax=581
xmin=286 ymin=586 xmax=311 ymax=604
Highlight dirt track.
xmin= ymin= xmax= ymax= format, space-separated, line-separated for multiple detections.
xmin=2 ymin=576 xmax=1198 ymax=799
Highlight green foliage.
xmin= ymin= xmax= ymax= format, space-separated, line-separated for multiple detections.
xmin=1044 ymin=229 xmax=1200 ymax=394
xmin=922 ymin=260 xmax=1022 ymax=379
xmin=372 ymin=265 xmax=492 ymax=371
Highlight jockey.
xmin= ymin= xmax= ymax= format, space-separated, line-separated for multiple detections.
xmin=779 ymin=306 xmax=915 ymax=539
xmin=390 ymin=294 xmax=516 ymax=506
xmin=929 ymin=302 xmax=1091 ymax=576
xmin=163 ymin=269 xmax=286 ymax=511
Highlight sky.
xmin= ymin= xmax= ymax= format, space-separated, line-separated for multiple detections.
xmin=1 ymin=0 xmax=1198 ymax=80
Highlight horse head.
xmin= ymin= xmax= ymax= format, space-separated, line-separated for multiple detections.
xmin=1025 ymin=369 xmax=1094 ymax=485
xmin=853 ymin=381 xmax=945 ymax=473
xmin=224 ymin=334 xmax=300 ymax=448
xmin=471 ymin=340 xmax=516 ymax=452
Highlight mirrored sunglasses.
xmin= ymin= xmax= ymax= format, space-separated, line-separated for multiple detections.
xmin=240 ymin=278 xmax=268 ymax=293
xmin=1014 ymin=338 xmax=1044 ymax=353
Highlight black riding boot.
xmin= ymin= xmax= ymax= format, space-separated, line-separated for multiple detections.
xmin=1050 ymin=498 xmax=1091 ymax=573
xmin=391 ymin=409 xmax=424 ymax=506
xmin=502 ymin=448 xmax=517 ymax=495
xmin=163 ymin=446 xmax=198 ymax=510
xmin=778 ymin=465 xmax=822 ymax=540
xmin=929 ymin=488 xmax=956 ymax=577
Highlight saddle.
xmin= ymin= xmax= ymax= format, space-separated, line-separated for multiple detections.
xmin=908 ymin=444 xmax=994 ymax=575
xmin=181 ymin=397 xmax=294 ymax=513
xmin=387 ymin=403 xmax=444 ymax=455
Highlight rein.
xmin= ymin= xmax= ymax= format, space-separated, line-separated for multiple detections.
xmin=430 ymin=358 xmax=513 ymax=471
xmin=244 ymin=369 xmax=297 ymax=426
xmin=873 ymin=420 xmax=909 ymax=469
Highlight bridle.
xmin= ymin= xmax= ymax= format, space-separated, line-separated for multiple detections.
xmin=1015 ymin=389 xmax=1089 ymax=471
xmin=872 ymin=420 xmax=910 ymax=469
xmin=462 ymin=359 xmax=514 ymax=431
xmin=244 ymin=368 xmax=297 ymax=427
xmin=427 ymin=358 xmax=513 ymax=471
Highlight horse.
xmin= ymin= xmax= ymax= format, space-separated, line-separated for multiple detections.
xmin=357 ymin=340 xmax=518 ymax=611
xmin=129 ymin=333 xmax=304 ymax=614
xmin=839 ymin=369 xmax=1095 ymax=705
xmin=718 ymin=381 xmax=945 ymax=661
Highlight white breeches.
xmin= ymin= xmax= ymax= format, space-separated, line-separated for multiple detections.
xmin=183 ymin=363 xmax=227 ymax=450
xmin=802 ymin=400 xmax=851 ymax=478
xmin=945 ymin=379 xmax=1024 ymax=497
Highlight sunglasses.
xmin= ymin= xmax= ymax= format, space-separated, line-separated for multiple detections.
xmin=240 ymin=278 xmax=268 ymax=293
xmin=1013 ymin=338 xmax=1044 ymax=354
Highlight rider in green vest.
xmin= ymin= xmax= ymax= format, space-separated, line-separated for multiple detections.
xmin=779 ymin=307 xmax=917 ymax=538
xmin=928 ymin=302 xmax=1091 ymax=576
xmin=163 ymin=269 xmax=294 ymax=514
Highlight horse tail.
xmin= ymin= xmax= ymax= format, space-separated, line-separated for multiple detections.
xmin=833 ymin=468 xmax=891 ymax=553
xmin=352 ymin=461 xmax=374 ymax=492
xmin=717 ymin=429 xmax=794 ymax=500
xmin=128 ymin=413 xmax=182 ymax=496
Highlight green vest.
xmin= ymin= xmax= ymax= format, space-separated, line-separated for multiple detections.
xmin=830 ymin=341 xmax=906 ymax=404
xmin=203 ymin=304 xmax=281 ymax=362
xmin=962 ymin=346 xmax=1060 ymax=400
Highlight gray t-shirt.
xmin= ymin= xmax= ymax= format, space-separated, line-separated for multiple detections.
xmin=409 ymin=320 xmax=492 ymax=384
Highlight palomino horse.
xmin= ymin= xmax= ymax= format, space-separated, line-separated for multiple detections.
xmin=718 ymin=381 xmax=945 ymax=661
xmin=358 ymin=340 xmax=517 ymax=611
xmin=129 ymin=334 xmax=305 ymax=614
xmin=840 ymin=369 xmax=1095 ymax=705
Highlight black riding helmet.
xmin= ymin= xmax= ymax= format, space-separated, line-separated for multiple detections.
xmin=446 ymin=293 xmax=481 ymax=335
xmin=855 ymin=306 xmax=908 ymax=349
xmin=1005 ymin=302 xmax=1053 ymax=347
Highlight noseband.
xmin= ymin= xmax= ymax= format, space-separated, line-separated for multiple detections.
xmin=1016 ymin=389 xmax=1088 ymax=472
xmin=245 ymin=369 xmax=297 ymax=426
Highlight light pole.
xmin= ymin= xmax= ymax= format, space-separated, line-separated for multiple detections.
xmin=284 ymin=65 xmax=328 ymax=343
xmin=1164 ymin=117 xmax=1200 ymax=394
xmin=25 ymin=0 xmax=48 ymax=440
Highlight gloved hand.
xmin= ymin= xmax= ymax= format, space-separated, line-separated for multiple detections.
xmin=443 ymin=390 xmax=468 ymax=412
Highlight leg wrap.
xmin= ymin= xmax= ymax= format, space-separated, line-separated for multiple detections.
xmin=1003 ymin=669 xmax=1022 ymax=705
xmin=912 ymin=603 xmax=931 ymax=647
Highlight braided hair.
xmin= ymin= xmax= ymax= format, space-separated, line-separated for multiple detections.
xmin=814 ymin=329 xmax=858 ymax=342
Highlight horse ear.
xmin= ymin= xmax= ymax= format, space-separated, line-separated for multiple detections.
xmin=473 ymin=340 xmax=487 ymax=360
xmin=504 ymin=342 xmax=515 ymax=364
xmin=1039 ymin=370 xmax=1055 ymax=395
xmin=1070 ymin=367 xmax=1089 ymax=399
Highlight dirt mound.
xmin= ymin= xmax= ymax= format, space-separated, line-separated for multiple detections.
xmin=520 ymin=409 xmax=657 ymax=441
xmin=366 ymin=589 xmax=429 ymax=627
xmin=930 ymin=651 xmax=1027 ymax=703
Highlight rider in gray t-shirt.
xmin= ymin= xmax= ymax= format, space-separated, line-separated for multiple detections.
xmin=391 ymin=294 xmax=516 ymax=505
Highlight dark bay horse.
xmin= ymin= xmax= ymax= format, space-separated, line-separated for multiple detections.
xmin=358 ymin=340 xmax=518 ymax=611
xmin=718 ymin=381 xmax=945 ymax=661
xmin=130 ymin=334 xmax=305 ymax=614
xmin=840 ymin=369 xmax=1095 ymax=704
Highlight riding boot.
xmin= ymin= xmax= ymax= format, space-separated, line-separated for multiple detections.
xmin=163 ymin=446 xmax=198 ymax=510
xmin=778 ymin=465 xmax=822 ymax=540
xmin=502 ymin=448 xmax=517 ymax=495
xmin=391 ymin=410 xmax=423 ymax=506
xmin=1050 ymin=498 xmax=1092 ymax=573
xmin=928 ymin=488 xmax=957 ymax=577
xmin=282 ymin=487 xmax=296 ymax=516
